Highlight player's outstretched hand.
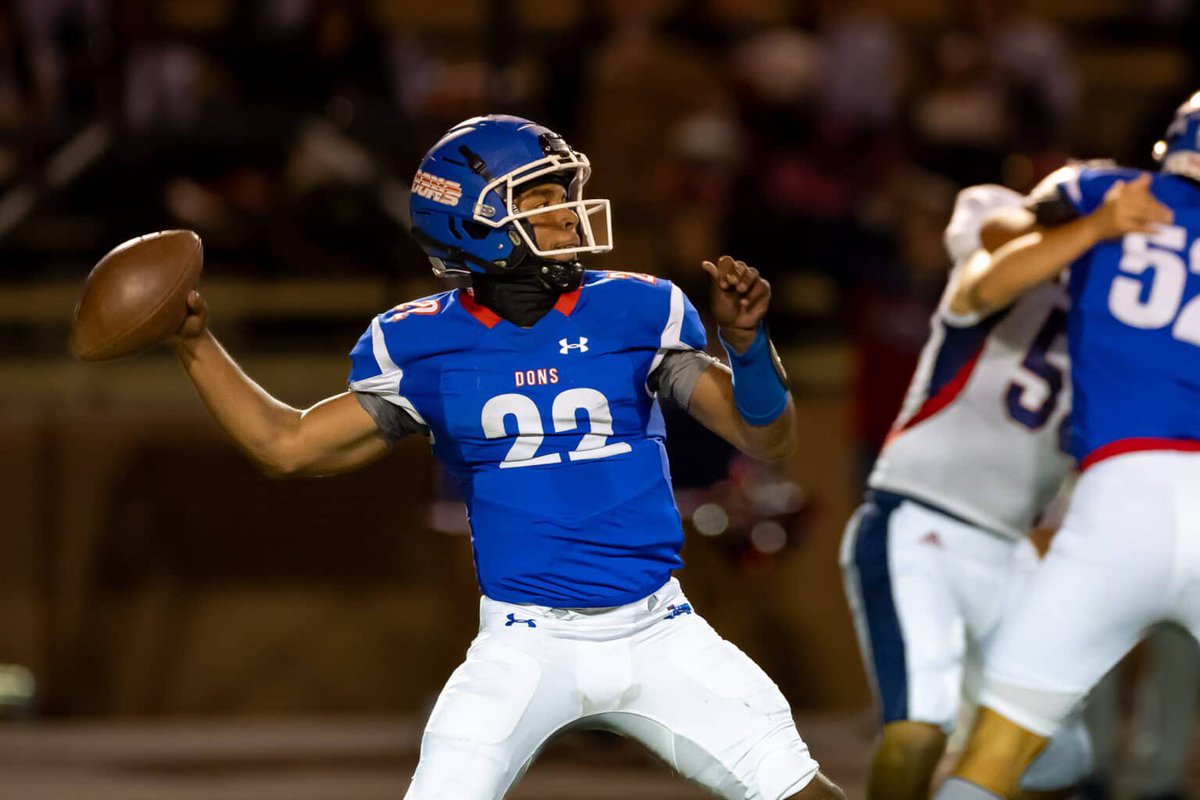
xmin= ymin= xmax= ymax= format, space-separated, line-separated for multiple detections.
xmin=1092 ymin=173 xmax=1174 ymax=240
xmin=173 ymin=290 xmax=209 ymax=350
xmin=700 ymin=255 xmax=771 ymax=353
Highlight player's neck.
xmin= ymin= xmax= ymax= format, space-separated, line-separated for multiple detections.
xmin=471 ymin=273 xmax=561 ymax=328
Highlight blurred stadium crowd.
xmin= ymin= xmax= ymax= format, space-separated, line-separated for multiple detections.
xmin=1 ymin=0 xmax=1198 ymax=465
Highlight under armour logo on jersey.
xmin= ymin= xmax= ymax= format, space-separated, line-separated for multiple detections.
xmin=920 ymin=532 xmax=943 ymax=548
xmin=505 ymin=613 xmax=537 ymax=628
xmin=663 ymin=603 xmax=693 ymax=620
xmin=559 ymin=337 xmax=589 ymax=354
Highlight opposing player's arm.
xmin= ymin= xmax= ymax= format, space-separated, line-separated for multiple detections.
xmin=942 ymin=186 xmax=1039 ymax=319
xmin=687 ymin=257 xmax=796 ymax=462
xmin=951 ymin=174 xmax=1173 ymax=317
xmin=978 ymin=205 xmax=1039 ymax=253
xmin=173 ymin=292 xmax=390 ymax=477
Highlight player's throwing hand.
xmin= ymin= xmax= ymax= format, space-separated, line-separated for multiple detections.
xmin=701 ymin=255 xmax=771 ymax=353
xmin=173 ymin=290 xmax=209 ymax=347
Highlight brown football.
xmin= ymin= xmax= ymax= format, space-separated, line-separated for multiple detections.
xmin=70 ymin=230 xmax=203 ymax=361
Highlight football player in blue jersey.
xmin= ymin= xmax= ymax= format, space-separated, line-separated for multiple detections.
xmin=170 ymin=115 xmax=843 ymax=800
xmin=931 ymin=97 xmax=1200 ymax=800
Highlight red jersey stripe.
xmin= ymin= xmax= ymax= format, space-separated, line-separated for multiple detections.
xmin=896 ymin=345 xmax=986 ymax=434
xmin=1081 ymin=437 xmax=1200 ymax=470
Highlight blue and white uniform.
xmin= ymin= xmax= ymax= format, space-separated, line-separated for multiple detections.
xmin=350 ymin=270 xmax=819 ymax=800
xmin=841 ymin=185 xmax=1090 ymax=789
xmin=981 ymin=166 xmax=1200 ymax=736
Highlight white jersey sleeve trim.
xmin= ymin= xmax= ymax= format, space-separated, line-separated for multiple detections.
xmin=370 ymin=316 xmax=398 ymax=373
xmin=939 ymin=304 xmax=987 ymax=329
xmin=645 ymin=281 xmax=692 ymax=397
xmin=348 ymin=316 xmax=428 ymax=427
xmin=1061 ymin=169 xmax=1084 ymax=208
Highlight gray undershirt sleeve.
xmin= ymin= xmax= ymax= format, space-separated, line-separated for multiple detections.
xmin=354 ymin=392 xmax=429 ymax=444
xmin=648 ymin=349 xmax=723 ymax=410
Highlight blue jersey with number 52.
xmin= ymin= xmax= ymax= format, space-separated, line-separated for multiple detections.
xmin=1056 ymin=167 xmax=1200 ymax=466
xmin=347 ymin=270 xmax=707 ymax=607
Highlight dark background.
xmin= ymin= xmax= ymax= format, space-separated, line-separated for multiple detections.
xmin=0 ymin=0 xmax=1195 ymax=755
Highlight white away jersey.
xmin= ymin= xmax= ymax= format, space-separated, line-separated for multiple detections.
xmin=868 ymin=185 xmax=1073 ymax=539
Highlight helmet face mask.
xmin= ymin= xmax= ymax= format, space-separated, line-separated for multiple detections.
xmin=482 ymin=152 xmax=612 ymax=263
xmin=409 ymin=116 xmax=613 ymax=282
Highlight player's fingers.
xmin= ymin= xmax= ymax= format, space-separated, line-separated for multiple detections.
xmin=1129 ymin=173 xmax=1153 ymax=192
xmin=187 ymin=290 xmax=207 ymax=314
xmin=701 ymin=260 xmax=719 ymax=279
xmin=717 ymin=255 xmax=739 ymax=288
xmin=1126 ymin=205 xmax=1170 ymax=228
xmin=739 ymin=279 xmax=770 ymax=309
xmin=724 ymin=258 xmax=748 ymax=291
xmin=735 ymin=266 xmax=760 ymax=294
xmin=1127 ymin=186 xmax=1160 ymax=210
xmin=1128 ymin=199 xmax=1173 ymax=226
xmin=1146 ymin=199 xmax=1174 ymax=224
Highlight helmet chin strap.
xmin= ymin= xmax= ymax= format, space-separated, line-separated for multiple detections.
xmin=504 ymin=215 xmax=584 ymax=292
xmin=527 ymin=257 xmax=584 ymax=292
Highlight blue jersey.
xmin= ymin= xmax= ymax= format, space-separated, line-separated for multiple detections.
xmin=1055 ymin=166 xmax=1200 ymax=466
xmin=347 ymin=270 xmax=708 ymax=607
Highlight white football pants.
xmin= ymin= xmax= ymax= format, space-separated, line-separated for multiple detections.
xmin=405 ymin=578 xmax=821 ymax=800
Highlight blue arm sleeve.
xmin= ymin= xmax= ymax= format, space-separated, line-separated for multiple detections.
xmin=718 ymin=326 xmax=791 ymax=426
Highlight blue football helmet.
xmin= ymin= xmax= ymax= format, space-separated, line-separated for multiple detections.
xmin=409 ymin=115 xmax=612 ymax=289
xmin=1154 ymin=91 xmax=1200 ymax=181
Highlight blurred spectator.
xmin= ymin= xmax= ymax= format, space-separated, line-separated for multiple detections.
xmin=910 ymin=29 xmax=1010 ymax=187
xmin=17 ymin=0 xmax=111 ymax=125
xmin=0 ymin=4 xmax=34 ymax=133
xmin=123 ymin=43 xmax=211 ymax=131
xmin=662 ymin=100 xmax=744 ymax=277
xmin=301 ymin=0 xmax=391 ymax=117
xmin=575 ymin=0 xmax=727 ymax=271
xmin=984 ymin=1 xmax=1079 ymax=151
xmin=724 ymin=14 xmax=900 ymax=297
xmin=818 ymin=0 xmax=904 ymax=132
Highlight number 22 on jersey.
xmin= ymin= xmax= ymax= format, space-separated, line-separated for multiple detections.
xmin=481 ymin=388 xmax=633 ymax=468
xmin=1109 ymin=225 xmax=1200 ymax=344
